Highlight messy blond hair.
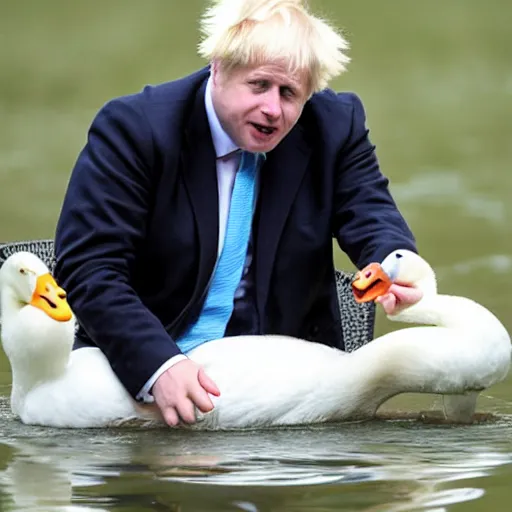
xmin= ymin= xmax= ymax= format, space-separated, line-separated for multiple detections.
xmin=198 ymin=0 xmax=350 ymax=93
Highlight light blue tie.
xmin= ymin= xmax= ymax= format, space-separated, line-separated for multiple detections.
xmin=177 ymin=151 xmax=260 ymax=353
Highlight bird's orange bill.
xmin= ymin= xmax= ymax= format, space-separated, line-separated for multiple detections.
xmin=351 ymin=262 xmax=393 ymax=303
xmin=30 ymin=273 xmax=73 ymax=322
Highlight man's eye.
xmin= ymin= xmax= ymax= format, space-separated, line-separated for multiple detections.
xmin=281 ymin=87 xmax=295 ymax=98
xmin=250 ymin=80 xmax=267 ymax=89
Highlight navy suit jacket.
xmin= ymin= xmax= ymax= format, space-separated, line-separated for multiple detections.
xmin=54 ymin=67 xmax=416 ymax=398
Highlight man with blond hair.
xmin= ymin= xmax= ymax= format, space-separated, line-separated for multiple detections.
xmin=54 ymin=0 xmax=420 ymax=426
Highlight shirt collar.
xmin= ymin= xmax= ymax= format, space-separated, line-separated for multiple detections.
xmin=204 ymin=75 xmax=239 ymax=159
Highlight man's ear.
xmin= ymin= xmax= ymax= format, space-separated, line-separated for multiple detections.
xmin=211 ymin=59 xmax=220 ymax=86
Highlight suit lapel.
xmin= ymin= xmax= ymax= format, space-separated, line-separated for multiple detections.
xmin=255 ymin=125 xmax=312 ymax=325
xmin=181 ymin=80 xmax=219 ymax=303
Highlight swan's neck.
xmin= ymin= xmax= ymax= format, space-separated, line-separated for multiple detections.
xmin=1 ymin=291 xmax=75 ymax=410
xmin=389 ymin=293 xmax=508 ymax=334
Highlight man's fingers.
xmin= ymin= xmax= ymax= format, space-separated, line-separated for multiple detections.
xmin=190 ymin=387 xmax=215 ymax=414
xmin=376 ymin=293 xmax=396 ymax=315
xmin=177 ymin=399 xmax=197 ymax=424
xmin=163 ymin=407 xmax=180 ymax=427
xmin=198 ymin=367 xmax=221 ymax=397
xmin=376 ymin=285 xmax=423 ymax=315
xmin=153 ymin=362 xmax=219 ymax=426
xmin=390 ymin=284 xmax=423 ymax=305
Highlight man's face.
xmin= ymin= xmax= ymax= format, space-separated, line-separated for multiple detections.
xmin=211 ymin=60 xmax=310 ymax=153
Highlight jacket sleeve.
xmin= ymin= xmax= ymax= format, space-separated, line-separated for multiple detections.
xmin=54 ymin=97 xmax=183 ymax=398
xmin=333 ymin=93 xmax=417 ymax=268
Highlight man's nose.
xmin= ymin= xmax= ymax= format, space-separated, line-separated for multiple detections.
xmin=260 ymin=88 xmax=281 ymax=119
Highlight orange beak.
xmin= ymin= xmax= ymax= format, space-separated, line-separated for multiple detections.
xmin=352 ymin=262 xmax=393 ymax=303
xmin=29 ymin=273 xmax=73 ymax=322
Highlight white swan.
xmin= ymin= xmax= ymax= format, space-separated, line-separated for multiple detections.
xmin=0 ymin=250 xmax=509 ymax=429
xmin=0 ymin=252 xmax=160 ymax=428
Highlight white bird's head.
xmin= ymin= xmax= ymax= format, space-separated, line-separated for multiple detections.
xmin=0 ymin=251 xmax=73 ymax=324
xmin=0 ymin=252 xmax=76 ymax=407
xmin=351 ymin=250 xmax=437 ymax=304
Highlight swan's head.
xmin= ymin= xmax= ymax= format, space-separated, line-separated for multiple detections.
xmin=352 ymin=250 xmax=437 ymax=303
xmin=0 ymin=251 xmax=72 ymax=323
xmin=1 ymin=252 xmax=75 ymax=403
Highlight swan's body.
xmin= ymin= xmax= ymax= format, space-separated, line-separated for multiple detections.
xmin=0 ymin=250 xmax=510 ymax=428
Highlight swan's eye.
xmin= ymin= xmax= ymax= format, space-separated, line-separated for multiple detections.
xmin=396 ymin=253 xmax=403 ymax=259
xmin=19 ymin=268 xmax=27 ymax=275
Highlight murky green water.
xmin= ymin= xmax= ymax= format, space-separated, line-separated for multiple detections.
xmin=2 ymin=396 xmax=512 ymax=512
xmin=1 ymin=0 xmax=511 ymax=510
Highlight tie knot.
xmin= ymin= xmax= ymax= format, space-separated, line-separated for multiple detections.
xmin=239 ymin=151 xmax=264 ymax=174
xmin=241 ymin=151 xmax=256 ymax=168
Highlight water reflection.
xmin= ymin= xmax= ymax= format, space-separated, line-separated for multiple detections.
xmin=1 ymin=396 xmax=512 ymax=511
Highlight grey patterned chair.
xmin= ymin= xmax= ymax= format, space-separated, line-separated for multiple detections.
xmin=0 ymin=239 xmax=375 ymax=351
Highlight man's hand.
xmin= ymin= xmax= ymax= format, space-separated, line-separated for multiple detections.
xmin=152 ymin=359 xmax=220 ymax=427
xmin=376 ymin=283 xmax=423 ymax=315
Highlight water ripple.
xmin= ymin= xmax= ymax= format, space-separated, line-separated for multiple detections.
xmin=392 ymin=171 xmax=507 ymax=224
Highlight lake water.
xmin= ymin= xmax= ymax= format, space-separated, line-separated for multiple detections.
xmin=2 ymin=395 xmax=512 ymax=511
xmin=1 ymin=0 xmax=511 ymax=510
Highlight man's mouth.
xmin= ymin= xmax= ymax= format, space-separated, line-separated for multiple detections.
xmin=250 ymin=122 xmax=277 ymax=135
